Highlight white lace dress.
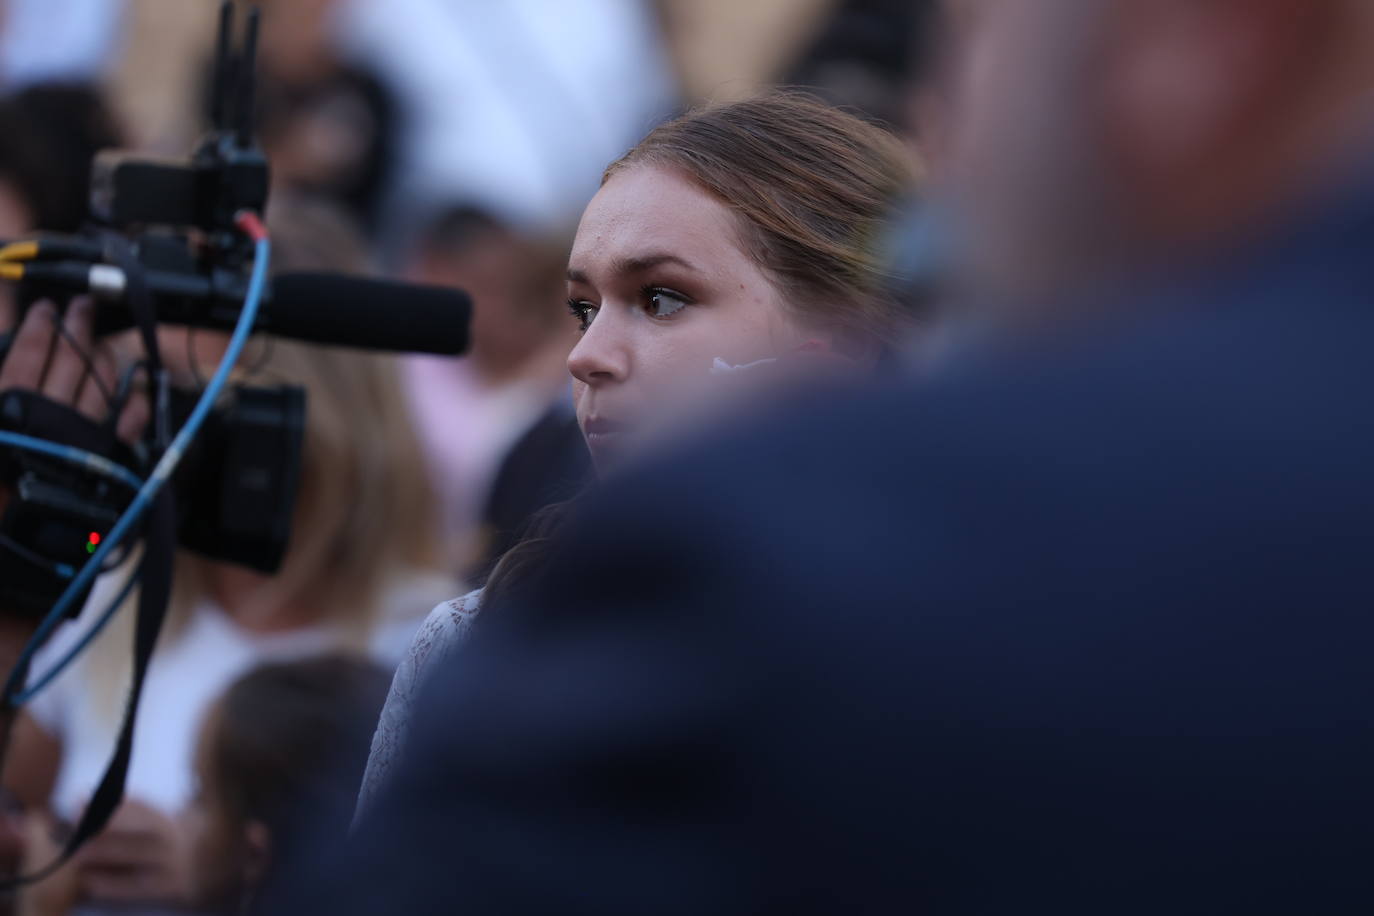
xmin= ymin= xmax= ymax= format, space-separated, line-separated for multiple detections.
xmin=355 ymin=588 xmax=484 ymax=823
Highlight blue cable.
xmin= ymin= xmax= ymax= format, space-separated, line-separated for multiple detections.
xmin=3 ymin=228 xmax=271 ymax=705
xmin=10 ymin=566 xmax=142 ymax=703
xmin=0 ymin=431 xmax=144 ymax=491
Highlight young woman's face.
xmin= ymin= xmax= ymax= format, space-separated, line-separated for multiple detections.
xmin=567 ymin=164 xmax=817 ymax=471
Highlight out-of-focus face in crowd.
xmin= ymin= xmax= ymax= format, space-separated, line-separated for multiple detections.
xmin=942 ymin=0 xmax=1374 ymax=313
xmin=941 ymin=0 xmax=1117 ymax=306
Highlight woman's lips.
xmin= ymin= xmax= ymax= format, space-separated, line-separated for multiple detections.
xmin=583 ymin=416 xmax=628 ymax=436
xmin=582 ymin=416 xmax=631 ymax=462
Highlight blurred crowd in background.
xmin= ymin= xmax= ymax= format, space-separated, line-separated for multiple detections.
xmin=6 ymin=0 xmax=1374 ymax=911
xmin=0 ymin=1 xmax=931 ymax=913
xmin=0 ymin=0 xmax=926 ymax=580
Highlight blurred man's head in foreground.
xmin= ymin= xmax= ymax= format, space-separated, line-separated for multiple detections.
xmin=941 ymin=0 xmax=1374 ymax=314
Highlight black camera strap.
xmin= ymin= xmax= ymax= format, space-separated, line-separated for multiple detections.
xmin=0 ymin=486 xmax=176 ymax=889
xmin=56 ymin=234 xmax=177 ymax=858
xmin=104 ymin=234 xmax=170 ymax=451
xmin=58 ymin=487 xmax=175 ymax=868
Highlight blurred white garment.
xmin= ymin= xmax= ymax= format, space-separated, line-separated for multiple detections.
xmin=0 ymin=0 xmax=127 ymax=88
xmin=26 ymin=569 xmax=456 ymax=822
xmin=335 ymin=0 xmax=676 ymax=233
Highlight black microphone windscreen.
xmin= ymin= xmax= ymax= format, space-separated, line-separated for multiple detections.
xmin=265 ymin=273 xmax=471 ymax=355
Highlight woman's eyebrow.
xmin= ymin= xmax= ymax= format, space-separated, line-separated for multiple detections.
xmin=616 ymin=253 xmax=698 ymax=275
xmin=568 ymin=253 xmax=697 ymax=284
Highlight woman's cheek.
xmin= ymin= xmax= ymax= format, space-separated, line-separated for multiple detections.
xmin=632 ymin=335 xmax=733 ymax=438
xmin=641 ymin=334 xmax=716 ymax=398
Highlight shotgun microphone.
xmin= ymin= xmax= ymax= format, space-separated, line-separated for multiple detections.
xmin=20 ymin=262 xmax=472 ymax=355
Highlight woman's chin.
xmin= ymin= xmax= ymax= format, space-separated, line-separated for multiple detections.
xmin=584 ymin=431 xmax=629 ymax=476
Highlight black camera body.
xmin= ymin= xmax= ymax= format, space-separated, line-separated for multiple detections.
xmin=91 ymin=134 xmax=269 ymax=234
xmin=0 ymin=391 xmax=139 ymax=619
xmin=0 ymin=0 xmax=305 ymax=618
xmin=0 ymin=3 xmax=474 ymax=881
xmin=0 ymin=0 xmax=469 ymax=623
xmin=171 ymin=383 xmax=305 ymax=574
xmin=0 ymin=380 xmax=306 ymax=619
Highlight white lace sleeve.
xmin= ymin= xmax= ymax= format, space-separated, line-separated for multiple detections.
xmin=354 ymin=589 xmax=484 ymax=825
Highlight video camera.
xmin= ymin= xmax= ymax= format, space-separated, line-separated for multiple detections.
xmin=0 ymin=2 xmax=471 ymax=882
xmin=0 ymin=1 xmax=471 ymax=619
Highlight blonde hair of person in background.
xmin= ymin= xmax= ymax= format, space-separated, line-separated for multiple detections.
xmin=87 ymin=192 xmax=447 ymax=715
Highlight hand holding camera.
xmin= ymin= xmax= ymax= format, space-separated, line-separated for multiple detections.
xmin=0 ymin=296 xmax=149 ymax=474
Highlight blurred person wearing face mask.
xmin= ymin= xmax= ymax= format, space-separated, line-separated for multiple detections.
xmin=279 ymin=1 xmax=1374 ymax=912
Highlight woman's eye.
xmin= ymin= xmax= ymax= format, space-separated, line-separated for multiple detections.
xmin=568 ymin=300 xmax=598 ymax=332
xmin=646 ymin=288 xmax=689 ymax=319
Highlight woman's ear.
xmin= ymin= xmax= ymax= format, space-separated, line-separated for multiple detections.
xmin=242 ymin=819 xmax=272 ymax=887
xmin=787 ymin=323 xmax=844 ymax=358
xmin=805 ymin=328 xmax=878 ymax=365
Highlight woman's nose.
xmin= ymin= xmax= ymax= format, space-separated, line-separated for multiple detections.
xmin=568 ymin=311 xmax=630 ymax=386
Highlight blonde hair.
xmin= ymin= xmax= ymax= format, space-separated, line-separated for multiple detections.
xmin=171 ymin=340 xmax=443 ymax=639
